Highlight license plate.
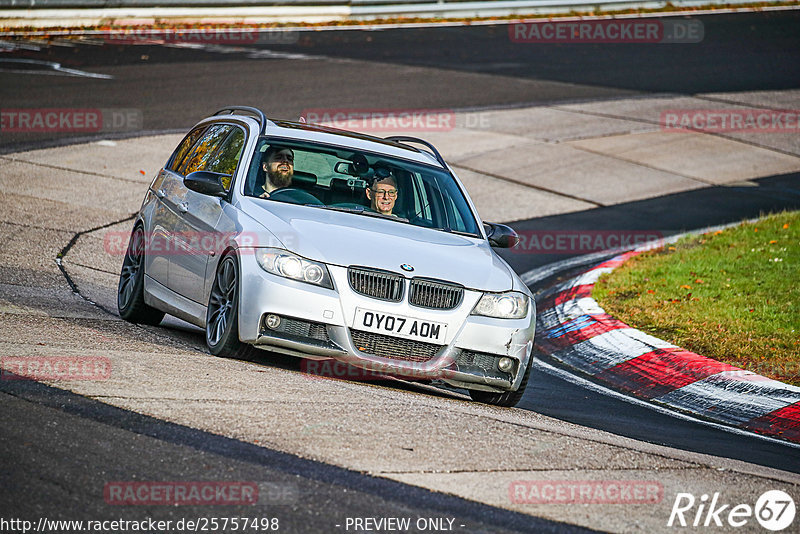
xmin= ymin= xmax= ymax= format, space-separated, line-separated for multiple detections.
xmin=354 ymin=308 xmax=447 ymax=344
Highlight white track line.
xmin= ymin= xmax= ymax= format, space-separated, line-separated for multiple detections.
xmin=0 ymin=58 xmax=112 ymax=79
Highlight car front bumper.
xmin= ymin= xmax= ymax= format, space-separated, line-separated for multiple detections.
xmin=237 ymin=253 xmax=535 ymax=392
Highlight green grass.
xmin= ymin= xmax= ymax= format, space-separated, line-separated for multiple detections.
xmin=593 ymin=211 xmax=800 ymax=386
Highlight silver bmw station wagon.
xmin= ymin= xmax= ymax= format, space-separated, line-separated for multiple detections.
xmin=117 ymin=106 xmax=535 ymax=406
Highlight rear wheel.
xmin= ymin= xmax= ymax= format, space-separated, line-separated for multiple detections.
xmin=117 ymin=225 xmax=165 ymax=325
xmin=206 ymin=253 xmax=257 ymax=360
xmin=469 ymin=358 xmax=532 ymax=407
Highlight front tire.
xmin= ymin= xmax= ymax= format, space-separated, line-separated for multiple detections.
xmin=117 ymin=225 xmax=165 ymax=325
xmin=206 ymin=253 xmax=257 ymax=360
xmin=469 ymin=358 xmax=532 ymax=407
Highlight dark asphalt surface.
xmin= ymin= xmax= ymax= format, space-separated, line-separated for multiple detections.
xmin=0 ymin=379 xmax=590 ymax=533
xmin=497 ymin=173 xmax=800 ymax=274
xmin=1 ymin=10 xmax=800 ymax=529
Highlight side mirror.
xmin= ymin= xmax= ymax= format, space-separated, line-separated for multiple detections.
xmin=485 ymin=222 xmax=520 ymax=249
xmin=184 ymin=171 xmax=229 ymax=197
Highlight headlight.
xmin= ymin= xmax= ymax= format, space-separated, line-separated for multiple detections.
xmin=471 ymin=291 xmax=529 ymax=319
xmin=255 ymin=248 xmax=333 ymax=289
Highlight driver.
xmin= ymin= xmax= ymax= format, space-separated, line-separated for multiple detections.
xmin=259 ymin=146 xmax=294 ymax=198
xmin=366 ymin=172 xmax=399 ymax=216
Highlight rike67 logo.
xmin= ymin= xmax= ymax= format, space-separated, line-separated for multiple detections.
xmin=668 ymin=490 xmax=796 ymax=531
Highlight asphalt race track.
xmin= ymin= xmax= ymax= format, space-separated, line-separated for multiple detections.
xmin=1 ymin=10 xmax=800 ymax=533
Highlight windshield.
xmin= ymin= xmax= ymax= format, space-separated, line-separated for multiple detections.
xmin=243 ymin=137 xmax=481 ymax=237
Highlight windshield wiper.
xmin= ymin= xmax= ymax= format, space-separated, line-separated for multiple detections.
xmin=307 ymin=205 xmax=477 ymax=235
xmin=440 ymin=227 xmax=481 ymax=238
xmin=306 ymin=204 xmax=409 ymax=222
xmin=305 ymin=204 xmax=366 ymax=214
xmin=358 ymin=211 xmax=409 ymax=222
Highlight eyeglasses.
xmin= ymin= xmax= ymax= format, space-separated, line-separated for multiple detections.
xmin=372 ymin=188 xmax=397 ymax=198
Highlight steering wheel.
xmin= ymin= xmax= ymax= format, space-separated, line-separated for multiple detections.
xmin=268 ymin=188 xmax=323 ymax=205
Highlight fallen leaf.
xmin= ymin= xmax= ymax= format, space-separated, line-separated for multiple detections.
xmin=139 ymin=170 xmax=146 ymax=175
xmin=647 ymin=289 xmax=656 ymax=294
xmin=680 ymin=284 xmax=692 ymax=290
xmin=694 ymin=279 xmax=704 ymax=284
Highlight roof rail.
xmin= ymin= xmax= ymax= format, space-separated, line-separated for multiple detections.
xmin=213 ymin=106 xmax=268 ymax=134
xmin=384 ymin=136 xmax=448 ymax=169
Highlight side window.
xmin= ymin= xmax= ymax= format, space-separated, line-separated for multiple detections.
xmin=176 ymin=125 xmax=232 ymax=177
xmin=167 ymin=126 xmax=207 ymax=172
xmin=205 ymin=127 xmax=245 ymax=190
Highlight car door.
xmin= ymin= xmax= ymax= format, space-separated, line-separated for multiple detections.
xmin=169 ymin=124 xmax=246 ymax=304
xmin=146 ymin=124 xmax=208 ymax=288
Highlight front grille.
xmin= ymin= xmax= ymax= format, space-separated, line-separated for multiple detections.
xmin=262 ymin=315 xmax=330 ymax=343
xmin=350 ymin=329 xmax=441 ymax=362
xmin=456 ymin=350 xmax=513 ymax=380
xmin=348 ymin=266 xmax=403 ymax=302
xmin=456 ymin=351 xmax=498 ymax=373
xmin=281 ymin=317 xmax=330 ymax=341
xmin=409 ymin=278 xmax=464 ymax=310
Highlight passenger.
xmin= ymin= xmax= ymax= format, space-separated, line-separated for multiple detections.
xmin=366 ymin=173 xmax=399 ymax=216
xmin=259 ymin=147 xmax=294 ymax=198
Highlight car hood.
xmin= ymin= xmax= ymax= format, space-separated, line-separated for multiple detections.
xmin=241 ymin=199 xmax=516 ymax=291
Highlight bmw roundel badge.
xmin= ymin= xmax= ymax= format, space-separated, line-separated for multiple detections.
xmin=400 ymin=264 xmax=414 ymax=272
